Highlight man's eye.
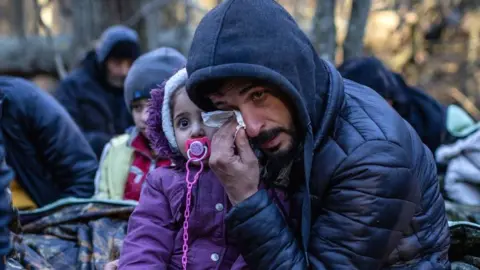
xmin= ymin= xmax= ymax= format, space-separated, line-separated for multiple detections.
xmin=251 ymin=91 xmax=266 ymax=102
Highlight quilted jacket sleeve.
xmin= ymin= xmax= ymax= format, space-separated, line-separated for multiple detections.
xmin=226 ymin=141 xmax=420 ymax=270
xmin=29 ymin=90 xmax=98 ymax=199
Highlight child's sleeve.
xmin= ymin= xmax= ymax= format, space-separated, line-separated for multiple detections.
xmin=119 ymin=171 xmax=176 ymax=269
xmin=93 ymin=142 xmax=112 ymax=199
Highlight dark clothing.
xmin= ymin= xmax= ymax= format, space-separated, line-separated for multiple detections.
xmin=186 ymin=0 xmax=450 ymax=269
xmin=0 ymin=76 xmax=98 ymax=207
xmin=338 ymin=56 xmax=447 ymax=153
xmin=0 ymin=129 xmax=13 ymax=267
xmin=55 ymin=51 xmax=133 ymax=157
xmin=55 ymin=26 xmax=139 ymax=158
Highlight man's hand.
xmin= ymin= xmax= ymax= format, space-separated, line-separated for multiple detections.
xmin=209 ymin=120 xmax=259 ymax=205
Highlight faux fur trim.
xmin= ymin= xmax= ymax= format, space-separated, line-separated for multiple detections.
xmin=146 ymin=86 xmax=175 ymax=159
xmin=162 ymin=68 xmax=188 ymax=152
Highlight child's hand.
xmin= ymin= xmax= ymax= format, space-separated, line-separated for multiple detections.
xmin=210 ymin=120 xmax=259 ymax=205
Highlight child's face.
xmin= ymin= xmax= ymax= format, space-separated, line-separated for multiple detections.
xmin=132 ymin=99 xmax=149 ymax=137
xmin=172 ymin=88 xmax=217 ymax=162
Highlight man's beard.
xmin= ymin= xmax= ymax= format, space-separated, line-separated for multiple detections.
xmin=107 ymin=76 xmax=126 ymax=88
xmin=250 ymin=126 xmax=298 ymax=168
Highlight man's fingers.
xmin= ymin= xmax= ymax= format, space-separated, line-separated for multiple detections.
xmin=235 ymin=128 xmax=257 ymax=163
xmin=211 ymin=119 xmax=237 ymax=146
xmin=210 ymin=119 xmax=237 ymax=164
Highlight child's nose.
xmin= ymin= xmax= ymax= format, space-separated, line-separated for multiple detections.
xmin=191 ymin=123 xmax=206 ymax=138
xmin=140 ymin=107 xmax=149 ymax=123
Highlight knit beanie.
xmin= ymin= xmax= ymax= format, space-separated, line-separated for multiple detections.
xmin=124 ymin=47 xmax=186 ymax=111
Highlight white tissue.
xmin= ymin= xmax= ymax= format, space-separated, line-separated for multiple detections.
xmin=202 ymin=110 xmax=245 ymax=130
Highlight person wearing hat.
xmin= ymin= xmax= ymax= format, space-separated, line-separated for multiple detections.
xmin=55 ymin=25 xmax=141 ymax=158
xmin=93 ymin=47 xmax=186 ymax=201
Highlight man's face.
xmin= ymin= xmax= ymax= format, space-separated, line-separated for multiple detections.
xmin=131 ymin=99 xmax=149 ymax=137
xmin=105 ymin=58 xmax=132 ymax=88
xmin=209 ymin=79 xmax=297 ymax=162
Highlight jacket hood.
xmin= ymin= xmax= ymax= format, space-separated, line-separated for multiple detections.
xmin=185 ymin=0 xmax=347 ymax=258
xmin=146 ymin=69 xmax=189 ymax=166
xmin=96 ymin=25 xmax=140 ymax=63
xmin=186 ymin=0 xmax=344 ymax=147
xmin=146 ymin=86 xmax=176 ymax=160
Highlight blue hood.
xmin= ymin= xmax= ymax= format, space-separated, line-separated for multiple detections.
xmin=186 ymin=0 xmax=347 ymax=259
xmin=186 ymin=0 xmax=345 ymax=146
xmin=96 ymin=25 xmax=140 ymax=63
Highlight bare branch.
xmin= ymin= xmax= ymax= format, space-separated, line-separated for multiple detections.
xmin=32 ymin=0 xmax=67 ymax=78
xmin=124 ymin=0 xmax=172 ymax=27
xmin=450 ymin=87 xmax=480 ymax=119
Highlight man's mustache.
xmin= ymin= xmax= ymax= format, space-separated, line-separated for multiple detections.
xmin=249 ymin=127 xmax=290 ymax=147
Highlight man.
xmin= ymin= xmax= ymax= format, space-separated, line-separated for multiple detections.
xmin=0 ymin=76 xmax=98 ymax=209
xmin=338 ymin=56 xmax=447 ymax=153
xmin=55 ymin=25 xmax=141 ymax=158
xmin=186 ymin=0 xmax=450 ymax=269
xmin=94 ymin=47 xmax=185 ymax=200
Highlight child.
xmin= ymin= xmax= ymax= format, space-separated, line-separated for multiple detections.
xmin=118 ymin=68 xmax=253 ymax=269
xmin=94 ymin=48 xmax=186 ymax=201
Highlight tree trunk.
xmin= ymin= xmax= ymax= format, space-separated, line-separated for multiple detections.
xmin=312 ymin=0 xmax=336 ymax=63
xmin=343 ymin=0 xmax=371 ymax=61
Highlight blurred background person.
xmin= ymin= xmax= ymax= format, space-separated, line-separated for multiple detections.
xmin=55 ymin=25 xmax=141 ymax=158
xmin=338 ymin=56 xmax=447 ymax=154
xmin=0 ymin=76 xmax=98 ymax=210
xmin=94 ymin=47 xmax=186 ymax=201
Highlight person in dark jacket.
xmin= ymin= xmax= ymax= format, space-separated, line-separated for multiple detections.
xmin=338 ymin=56 xmax=447 ymax=153
xmin=0 ymin=76 xmax=98 ymax=209
xmin=55 ymin=25 xmax=141 ymax=158
xmin=185 ymin=0 xmax=450 ymax=269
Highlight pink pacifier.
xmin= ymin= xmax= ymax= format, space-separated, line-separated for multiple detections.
xmin=185 ymin=137 xmax=211 ymax=161
xmin=182 ymin=137 xmax=211 ymax=269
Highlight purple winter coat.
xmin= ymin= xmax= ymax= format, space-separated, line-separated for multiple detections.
xmin=119 ymin=165 xmax=255 ymax=269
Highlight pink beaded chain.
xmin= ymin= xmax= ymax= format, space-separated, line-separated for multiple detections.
xmin=181 ymin=140 xmax=208 ymax=269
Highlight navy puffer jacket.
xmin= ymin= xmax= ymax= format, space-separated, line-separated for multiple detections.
xmin=186 ymin=0 xmax=450 ymax=269
xmin=0 ymin=77 xmax=98 ymax=207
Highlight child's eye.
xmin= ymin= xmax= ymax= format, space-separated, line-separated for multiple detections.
xmin=178 ymin=118 xmax=190 ymax=128
xmin=132 ymin=105 xmax=141 ymax=111
xmin=251 ymin=90 xmax=266 ymax=102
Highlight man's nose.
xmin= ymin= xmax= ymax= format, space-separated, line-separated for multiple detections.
xmin=121 ymin=62 xmax=131 ymax=76
xmin=241 ymin=110 xmax=263 ymax=138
